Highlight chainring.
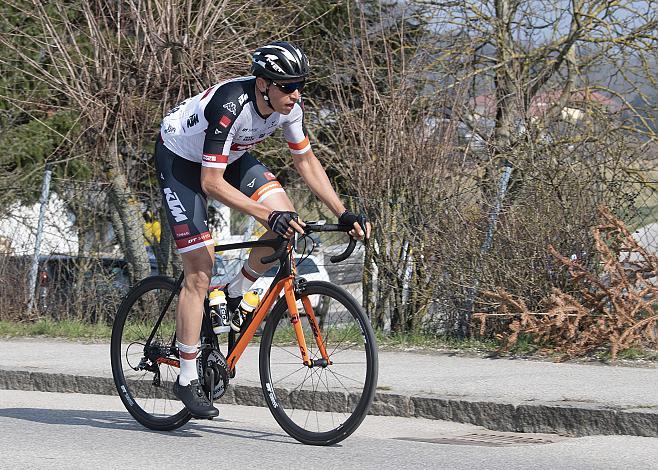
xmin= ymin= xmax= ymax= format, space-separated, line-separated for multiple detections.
xmin=197 ymin=348 xmax=230 ymax=400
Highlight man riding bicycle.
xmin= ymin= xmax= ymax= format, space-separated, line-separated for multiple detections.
xmin=155 ymin=41 xmax=369 ymax=418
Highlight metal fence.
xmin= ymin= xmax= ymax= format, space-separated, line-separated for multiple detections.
xmin=2 ymin=169 xmax=658 ymax=333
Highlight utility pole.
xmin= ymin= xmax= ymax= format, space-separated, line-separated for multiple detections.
xmin=26 ymin=165 xmax=53 ymax=316
xmin=459 ymin=161 xmax=513 ymax=338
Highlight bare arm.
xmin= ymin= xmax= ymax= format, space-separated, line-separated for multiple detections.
xmin=293 ymin=149 xmax=370 ymax=239
xmin=292 ymin=149 xmax=346 ymax=218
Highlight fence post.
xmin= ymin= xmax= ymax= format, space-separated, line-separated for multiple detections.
xmin=26 ymin=165 xmax=53 ymax=316
xmin=458 ymin=161 xmax=513 ymax=338
xmin=239 ymin=216 xmax=255 ymax=261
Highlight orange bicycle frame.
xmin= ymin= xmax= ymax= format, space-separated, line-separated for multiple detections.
xmin=225 ymin=248 xmax=331 ymax=371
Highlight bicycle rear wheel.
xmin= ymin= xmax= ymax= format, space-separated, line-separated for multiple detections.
xmin=259 ymin=281 xmax=378 ymax=446
xmin=110 ymin=276 xmax=191 ymax=431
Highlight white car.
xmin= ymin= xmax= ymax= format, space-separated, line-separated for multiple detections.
xmin=251 ymin=254 xmax=329 ymax=310
xmin=209 ymin=254 xmax=243 ymax=290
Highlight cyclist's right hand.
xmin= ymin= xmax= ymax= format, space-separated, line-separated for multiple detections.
xmin=267 ymin=210 xmax=304 ymax=238
xmin=339 ymin=210 xmax=370 ymax=241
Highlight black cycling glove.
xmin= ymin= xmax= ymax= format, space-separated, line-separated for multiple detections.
xmin=339 ymin=210 xmax=367 ymax=235
xmin=267 ymin=210 xmax=299 ymax=237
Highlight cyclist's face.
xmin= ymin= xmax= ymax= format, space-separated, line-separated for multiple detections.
xmin=264 ymin=79 xmax=303 ymax=115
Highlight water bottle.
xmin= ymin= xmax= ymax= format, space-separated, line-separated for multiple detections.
xmin=231 ymin=290 xmax=260 ymax=332
xmin=209 ymin=288 xmax=230 ymax=334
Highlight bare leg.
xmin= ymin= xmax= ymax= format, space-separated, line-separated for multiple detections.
xmin=176 ymin=245 xmax=214 ymax=346
xmin=247 ymin=191 xmax=297 ymax=273
xmin=171 ymin=244 xmax=220 ymax=416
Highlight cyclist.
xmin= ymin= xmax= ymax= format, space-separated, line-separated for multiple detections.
xmin=155 ymin=41 xmax=370 ymax=418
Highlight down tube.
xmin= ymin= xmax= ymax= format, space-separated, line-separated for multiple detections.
xmin=225 ymin=279 xmax=285 ymax=371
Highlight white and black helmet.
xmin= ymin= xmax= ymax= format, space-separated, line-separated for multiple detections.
xmin=251 ymin=41 xmax=310 ymax=81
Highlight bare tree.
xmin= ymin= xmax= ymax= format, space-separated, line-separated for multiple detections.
xmin=311 ymin=1 xmax=657 ymax=339
xmin=2 ymin=0 xmax=656 ymax=348
xmin=1 ymin=0 xmax=361 ymax=280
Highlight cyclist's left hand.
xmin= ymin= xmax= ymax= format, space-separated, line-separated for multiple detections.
xmin=268 ymin=210 xmax=306 ymax=239
xmin=339 ymin=210 xmax=370 ymax=241
xmin=288 ymin=216 xmax=306 ymax=239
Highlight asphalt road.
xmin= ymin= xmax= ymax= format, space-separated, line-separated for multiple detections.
xmin=0 ymin=390 xmax=656 ymax=470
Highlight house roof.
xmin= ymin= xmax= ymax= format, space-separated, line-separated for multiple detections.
xmin=471 ymin=89 xmax=619 ymax=118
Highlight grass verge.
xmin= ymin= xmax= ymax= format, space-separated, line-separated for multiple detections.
xmin=0 ymin=319 xmax=112 ymax=340
xmin=0 ymin=319 xmax=500 ymax=351
xmin=374 ymin=330 xmax=500 ymax=353
xmin=1 ymin=320 xmax=655 ymax=362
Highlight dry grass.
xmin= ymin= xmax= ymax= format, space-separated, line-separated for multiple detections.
xmin=477 ymin=206 xmax=658 ymax=361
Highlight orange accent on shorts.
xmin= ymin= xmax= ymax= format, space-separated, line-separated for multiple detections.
xmin=250 ymin=181 xmax=283 ymax=201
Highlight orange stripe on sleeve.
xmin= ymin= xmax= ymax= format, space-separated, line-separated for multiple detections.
xmin=287 ymin=136 xmax=310 ymax=151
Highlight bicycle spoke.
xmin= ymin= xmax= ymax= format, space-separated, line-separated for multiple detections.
xmin=327 ymin=361 xmax=366 ymax=365
xmin=271 ymin=364 xmax=308 ymax=386
xmin=111 ymin=277 xmax=190 ymax=431
xmin=327 ymin=367 xmax=363 ymax=388
xmin=262 ymin=281 xmax=377 ymax=444
xmin=328 ymin=328 xmax=363 ymax=357
xmin=328 ymin=342 xmax=363 ymax=357
xmin=272 ymin=344 xmax=303 ymax=360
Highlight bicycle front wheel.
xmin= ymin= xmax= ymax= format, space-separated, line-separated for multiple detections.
xmin=259 ymin=281 xmax=378 ymax=446
xmin=110 ymin=276 xmax=191 ymax=431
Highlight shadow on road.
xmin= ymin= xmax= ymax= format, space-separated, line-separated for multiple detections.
xmin=0 ymin=407 xmax=299 ymax=444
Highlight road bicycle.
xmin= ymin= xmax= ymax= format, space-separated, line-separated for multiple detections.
xmin=110 ymin=222 xmax=378 ymax=446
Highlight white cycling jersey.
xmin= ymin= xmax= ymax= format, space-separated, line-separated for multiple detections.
xmin=160 ymin=76 xmax=311 ymax=168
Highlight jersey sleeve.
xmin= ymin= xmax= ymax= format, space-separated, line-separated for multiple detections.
xmin=282 ymin=101 xmax=311 ymax=155
xmin=202 ymin=85 xmax=244 ymax=169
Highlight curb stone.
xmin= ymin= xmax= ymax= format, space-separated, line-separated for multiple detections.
xmin=1 ymin=368 xmax=655 ymax=438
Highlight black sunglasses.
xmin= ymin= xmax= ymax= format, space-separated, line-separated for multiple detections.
xmin=270 ymin=80 xmax=305 ymax=94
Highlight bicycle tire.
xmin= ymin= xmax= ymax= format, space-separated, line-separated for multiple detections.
xmin=110 ymin=276 xmax=192 ymax=431
xmin=259 ymin=281 xmax=378 ymax=446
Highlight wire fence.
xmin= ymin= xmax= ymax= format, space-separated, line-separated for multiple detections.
xmin=2 ymin=170 xmax=658 ymax=336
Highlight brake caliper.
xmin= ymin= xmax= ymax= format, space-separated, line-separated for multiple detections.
xmin=294 ymin=277 xmax=308 ymax=298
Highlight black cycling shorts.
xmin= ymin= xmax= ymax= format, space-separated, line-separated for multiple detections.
xmin=154 ymin=138 xmax=285 ymax=253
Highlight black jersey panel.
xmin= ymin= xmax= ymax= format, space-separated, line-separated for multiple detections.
xmin=203 ymin=78 xmax=254 ymax=157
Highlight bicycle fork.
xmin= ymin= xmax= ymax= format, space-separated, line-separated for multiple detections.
xmin=284 ymin=278 xmax=331 ymax=368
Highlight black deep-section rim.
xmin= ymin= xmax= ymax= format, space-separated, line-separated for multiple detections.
xmin=259 ymin=280 xmax=378 ymax=446
xmin=110 ymin=276 xmax=191 ymax=431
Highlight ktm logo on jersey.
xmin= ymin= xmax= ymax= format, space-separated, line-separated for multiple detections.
xmin=186 ymin=113 xmax=199 ymax=128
